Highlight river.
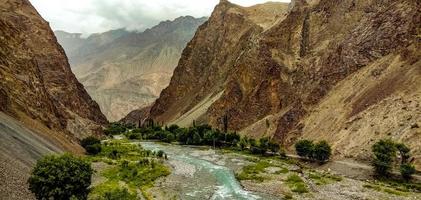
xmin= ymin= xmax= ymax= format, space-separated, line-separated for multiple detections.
xmin=140 ymin=142 xmax=279 ymax=200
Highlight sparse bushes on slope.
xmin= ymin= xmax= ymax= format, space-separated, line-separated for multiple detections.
xmin=28 ymin=154 xmax=93 ymax=200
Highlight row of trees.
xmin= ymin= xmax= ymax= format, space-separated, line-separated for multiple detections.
xmin=124 ymin=123 xmax=284 ymax=156
xmin=295 ymin=140 xmax=332 ymax=163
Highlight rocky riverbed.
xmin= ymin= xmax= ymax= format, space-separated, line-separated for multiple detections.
xmin=139 ymin=142 xmax=421 ymax=200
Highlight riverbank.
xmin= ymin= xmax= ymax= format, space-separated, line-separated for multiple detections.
xmin=89 ymin=137 xmax=421 ymax=199
xmin=142 ymin=141 xmax=421 ymax=200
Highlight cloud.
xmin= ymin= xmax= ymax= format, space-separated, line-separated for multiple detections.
xmin=29 ymin=0 xmax=290 ymax=34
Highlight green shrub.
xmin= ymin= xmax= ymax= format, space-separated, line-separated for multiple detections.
xmin=372 ymin=139 xmax=396 ymax=176
xmin=313 ymin=141 xmax=332 ymax=162
xmin=104 ymin=123 xmax=128 ymax=136
xmin=85 ymin=143 xmax=102 ymax=155
xmin=156 ymin=150 xmax=165 ymax=158
xmin=400 ymin=164 xmax=416 ymax=180
xmin=28 ymin=154 xmax=92 ymax=200
xmin=295 ymin=140 xmax=314 ymax=158
xmin=80 ymin=136 xmax=100 ymax=149
xmin=285 ymin=174 xmax=308 ymax=193
xmin=126 ymin=132 xmax=141 ymax=140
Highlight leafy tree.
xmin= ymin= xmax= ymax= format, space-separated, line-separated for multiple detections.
xmin=400 ymin=164 xmax=416 ymax=180
xmin=85 ymin=143 xmax=102 ymax=155
xmin=167 ymin=124 xmax=180 ymax=133
xmin=295 ymin=140 xmax=314 ymax=158
xmin=192 ymin=132 xmax=202 ymax=145
xmin=313 ymin=141 xmax=332 ymax=162
xmin=396 ymin=143 xmax=411 ymax=164
xmin=80 ymin=136 xmax=100 ymax=149
xmin=372 ymin=139 xmax=396 ymax=176
xmin=80 ymin=136 xmax=101 ymax=155
xmin=104 ymin=123 xmax=127 ymax=135
xmin=268 ymin=140 xmax=280 ymax=154
xmin=258 ymin=137 xmax=270 ymax=155
xmin=238 ymin=137 xmax=248 ymax=150
xmin=126 ymin=132 xmax=141 ymax=140
xmin=28 ymin=154 xmax=93 ymax=200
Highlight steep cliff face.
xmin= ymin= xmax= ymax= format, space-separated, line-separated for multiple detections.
xmin=0 ymin=0 xmax=108 ymax=198
xmin=56 ymin=17 xmax=207 ymax=121
xmin=150 ymin=0 xmax=421 ymax=166
xmin=0 ymin=0 xmax=107 ymax=138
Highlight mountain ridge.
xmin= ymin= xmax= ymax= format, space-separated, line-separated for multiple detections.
xmin=145 ymin=0 xmax=421 ymax=168
xmin=56 ymin=16 xmax=208 ymax=121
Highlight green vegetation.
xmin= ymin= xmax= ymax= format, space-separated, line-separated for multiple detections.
xmin=81 ymin=136 xmax=102 ymax=155
xmin=363 ymin=184 xmax=407 ymax=196
xmin=372 ymin=139 xmax=396 ymax=176
xmin=88 ymin=140 xmax=170 ymax=199
xmin=285 ymin=174 xmax=308 ymax=194
xmin=104 ymin=122 xmax=134 ymax=136
xmin=295 ymin=140 xmax=332 ymax=163
xmin=121 ymin=122 xmax=285 ymax=157
xmin=295 ymin=140 xmax=313 ymax=158
xmin=101 ymin=188 xmax=137 ymax=200
xmin=371 ymin=139 xmax=416 ymax=180
xmin=28 ymin=154 xmax=93 ymax=200
xmin=308 ymin=171 xmax=342 ymax=185
xmin=236 ymin=161 xmax=272 ymax=182
xmin=400 ymin=164 xmax=416 ymax=180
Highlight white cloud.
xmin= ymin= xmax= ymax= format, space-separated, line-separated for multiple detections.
xmin=29 ymin=0 xmax=290 ymax=34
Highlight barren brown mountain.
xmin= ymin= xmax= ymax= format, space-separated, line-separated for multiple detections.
xmin=56 ymin=17 xmax=207 ymax=121
xmin=0 ymin=0 xmax=107 ymax=198
xmin=147 ymin=0 xmax=421 ymax=168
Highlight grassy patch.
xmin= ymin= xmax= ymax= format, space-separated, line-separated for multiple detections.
xmin=308 ymin=171 xmax=342 ymax=185
xmin=103 ymin=161 xmax=170 ymax=189
xmin=285 ymin=174 xmax=308 ymax=194
xmin=364 ymin=184 xmax=408 ymax=196
xmin=88 ymin=140 xmax=170 ymax=200
xmin=236 ymin=160 xmax=273 ymax=182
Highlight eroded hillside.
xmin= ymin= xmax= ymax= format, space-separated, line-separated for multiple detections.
xmin=148 ymin=0 xmax=421 ymax=167
xmin=0 ymin=0 xmax=108 ymax=198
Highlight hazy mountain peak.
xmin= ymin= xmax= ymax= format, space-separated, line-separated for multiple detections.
xmin=56 ymin=16 xmax=208 ymax=121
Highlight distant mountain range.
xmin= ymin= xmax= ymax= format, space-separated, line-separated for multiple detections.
xmin=55 ymin=16 xmax=207 ymax=121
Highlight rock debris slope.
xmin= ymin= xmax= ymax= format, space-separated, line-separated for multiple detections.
xmin=148 ymin=0 xmax=421 ymax=167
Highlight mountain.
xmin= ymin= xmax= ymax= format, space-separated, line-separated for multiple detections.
xmin=55 ymin=29 xmax=129 ymax=66
xmin=55 ymin=16 xmax=207 ymax=121
xmin=147 ymin=0 xmax=421 ymax=168
xmin=0 ymin=0 xmax=107 ymax=198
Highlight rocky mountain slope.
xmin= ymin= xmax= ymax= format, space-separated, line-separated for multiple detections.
xmin=0 ymin=0 xmax=108 ymax=198
xmin=147 ymin=0 xmax=421 ymax=167
xmin=56 ymin=17 xmax=207 ymax=121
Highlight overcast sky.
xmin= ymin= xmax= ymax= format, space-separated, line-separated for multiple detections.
xmin=29 ymin=0 xmax=290 ymax=35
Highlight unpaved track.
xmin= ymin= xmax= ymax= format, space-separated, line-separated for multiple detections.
xmin=0 ymin=112 xmax=63 ymax=200
xmin=287 ymin=154 xmax=421 ymax=181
